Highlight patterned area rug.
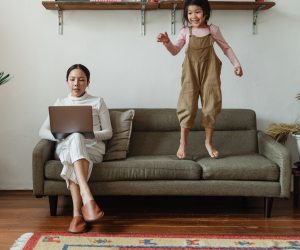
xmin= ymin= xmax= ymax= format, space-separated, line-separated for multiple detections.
xmin=10 ymin=232 xmax=300 ymax=250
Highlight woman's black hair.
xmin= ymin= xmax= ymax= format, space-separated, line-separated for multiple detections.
xmin=182 ymin=0 xmax=211 ymax=27
xmin=66 ymin=64 xmax=90 ymax=81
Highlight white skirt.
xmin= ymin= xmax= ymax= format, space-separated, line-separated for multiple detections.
xmin=55 ymin=133 xmax=104 ymax=188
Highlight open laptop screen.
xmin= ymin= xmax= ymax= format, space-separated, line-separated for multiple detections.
xmin=48 ymin=105 xmax=95 ymax=140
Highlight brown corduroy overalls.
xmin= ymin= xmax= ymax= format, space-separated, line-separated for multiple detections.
xmin=177 ymin=27 xmax=222 ymax=129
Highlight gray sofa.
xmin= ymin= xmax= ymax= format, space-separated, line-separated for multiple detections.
xmin=32 ymin=109 xmax=291 ymax=217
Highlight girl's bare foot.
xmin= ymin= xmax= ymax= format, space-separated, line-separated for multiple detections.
xmin=205 ymin=141 xmax=219 ymax=158
xmin=177 ymin=143 xmax=186 ymax=159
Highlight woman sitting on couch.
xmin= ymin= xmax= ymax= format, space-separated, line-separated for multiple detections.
xmin=39 ymin=64 xmax=112 ymax=233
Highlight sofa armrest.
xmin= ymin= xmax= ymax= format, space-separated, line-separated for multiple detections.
xmin=258 ymin=131 xmax=292 ymax=198
xmin=32 ymin=139 xmax=55 ymax=196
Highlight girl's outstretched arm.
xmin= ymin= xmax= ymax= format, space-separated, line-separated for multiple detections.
xmin=157 ymin=31 xmax=184 ymax=56
xmin=234 ymin=66 xmax=243 ymax=77
xmin=211 ymin=25 xmax=243 ymax=77
xmin=157 ymin=32 xmax=170 ymax=45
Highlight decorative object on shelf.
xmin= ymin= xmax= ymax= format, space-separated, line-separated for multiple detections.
xmin=55 ymin=0 xmax=89 ymax=1
xmin=210 ymin=0 xmax=255 ymax=1
xmin=90 ymin=0 xmax=122 ymax=2
xmin=42 ymin=1 xmax=275 ymax=35
xmin=0 ymin=72 xmax=11 ymax=87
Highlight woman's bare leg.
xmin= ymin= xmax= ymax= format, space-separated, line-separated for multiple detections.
xmin=73 ymin=159 xmax=94 ymax=205
xmin=68 ymin=180 xmax=88 ymax=233
xmin=205 ymin=127 xmax=219 ymax=158
xmin=69 ymin=181 xmax=83 ymax=217
xmin=73 ymin=158 xmax=104 ymax=222
xmin=177 ymin=127 xmax=189 ymax=159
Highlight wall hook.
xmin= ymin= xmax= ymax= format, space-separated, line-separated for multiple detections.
xmin=171 ymin=2 xmax=177 ymax=35
xmin=141 ymin=1 xmax=146 ymax=36
xmin=55 ymin=4 xmax=63 ymax=35
xmin=253 ymin=5 xmax=265 ymax=35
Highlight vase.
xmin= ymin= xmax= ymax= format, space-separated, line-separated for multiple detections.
xmin=292 ymin=132 xmax=300 ymax=158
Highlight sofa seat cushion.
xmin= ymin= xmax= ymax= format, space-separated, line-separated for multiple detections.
xmin=197 ymin=154 xmax=279 ymax=181
xmin=45 ymin=155 xmax=202 ymax=182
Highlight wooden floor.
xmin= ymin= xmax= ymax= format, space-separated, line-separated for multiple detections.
xmin=1 ymin=191 xmax=300 ymax=249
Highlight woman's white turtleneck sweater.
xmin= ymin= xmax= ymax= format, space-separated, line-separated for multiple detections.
xmin=39 ymin=92 xmax=112 ymax=154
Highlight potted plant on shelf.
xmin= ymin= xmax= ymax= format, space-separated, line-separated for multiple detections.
xmin=0 ymin=71 xmax=11 ymax=86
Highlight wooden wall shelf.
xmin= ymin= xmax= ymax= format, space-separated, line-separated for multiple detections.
xmin=42 ymin=1 xmax=276 ymax=35
xmin=42 ymin=1 xmax=275 ymax=11
xmin=43 ymin=1 xmax=157 ymax=10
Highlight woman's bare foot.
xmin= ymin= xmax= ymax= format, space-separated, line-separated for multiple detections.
xmin=205 ymin=141 xmax=219 ymax=158
xmin=177 ymin=143 xmax=186 ymax=159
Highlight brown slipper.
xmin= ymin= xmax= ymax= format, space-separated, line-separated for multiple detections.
xmin=68 ymin=216 xmax=88 ymax=234
xmin=81 ymin=200 xmax=104 ymax=223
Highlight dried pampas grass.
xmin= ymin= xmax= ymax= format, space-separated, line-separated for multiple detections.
xmin=266 ymin=93 xmax=300 ymax=143
xmin=266 ymin=123 xmax=300 ymax=144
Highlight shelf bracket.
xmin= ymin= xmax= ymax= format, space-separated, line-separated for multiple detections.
xmin=141 ymin=1 xmax=146 ymax=36
xmin=55 ymin=4 xmax=63 ymax=35
xmin=253 ymin=5 xmax=265 ymax=35
xmin=171 ymin=3 xmax=177 ymax=35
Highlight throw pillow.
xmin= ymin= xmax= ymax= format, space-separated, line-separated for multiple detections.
xmin=103 ymin=109 xmax=135 ymax=161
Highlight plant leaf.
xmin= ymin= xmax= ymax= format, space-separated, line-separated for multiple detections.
xmin=0 ymin=72 xmax=11 ymax=86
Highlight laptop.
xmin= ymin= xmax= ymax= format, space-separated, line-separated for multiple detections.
xmin=48 ymin=105 xmax=95 ymax=140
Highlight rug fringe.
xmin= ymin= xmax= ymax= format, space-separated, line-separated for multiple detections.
xmin=10 ymin=232 xmax=33 ymax=250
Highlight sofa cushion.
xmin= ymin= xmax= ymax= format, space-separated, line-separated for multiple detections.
xmin=129 ymin=132 xmax=180 ymax=156
xmin=130 ymin=109 xmax=256 ymax=131
xmin=45 ymin=155 xmax=202 ymax=181
xmin=197 ymin=154 xmax=279 ymax=181
xmin=129 ymin=130 xmax=257 ymax=158
xmin=104 ymin=109 xmax=135 ymax=161
xmin=128 ymin=109 xmax=258 ymax=157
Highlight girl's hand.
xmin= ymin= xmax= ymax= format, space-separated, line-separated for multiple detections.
xmin=234 ymin=66 xmax=243 ymax=77
xmin=157 ymin=32 xmax=170 ymax=45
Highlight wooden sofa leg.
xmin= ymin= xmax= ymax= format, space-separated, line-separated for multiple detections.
xmin=264 ymin=197 xmax=273 ymax=218
xmin=49 ymin=195 xmax=58 ymax=216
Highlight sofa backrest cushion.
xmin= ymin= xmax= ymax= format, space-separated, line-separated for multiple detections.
xmin=104 ymin=109 xmax=135 ymax=161
xmin=130 ymin=109 xmax=256 ymax=131
xmin=112 ymin=109 xmax=257 ymax=158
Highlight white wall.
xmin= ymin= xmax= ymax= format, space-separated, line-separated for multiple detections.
xmin=0 ymin=0 xmax=299 ymax=189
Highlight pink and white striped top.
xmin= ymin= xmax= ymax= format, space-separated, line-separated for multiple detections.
xmin=165 ymin=24 xmax=241 ymax=68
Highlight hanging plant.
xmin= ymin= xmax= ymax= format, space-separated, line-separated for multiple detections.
xmin=0 ymin=72 xmax=11 ymax=86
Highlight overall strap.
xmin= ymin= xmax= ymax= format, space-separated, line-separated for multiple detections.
xmin=188 ymin=26 xmax=192 ymax=37
xmin=208 ymin=24 xmax=212 ymax=35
